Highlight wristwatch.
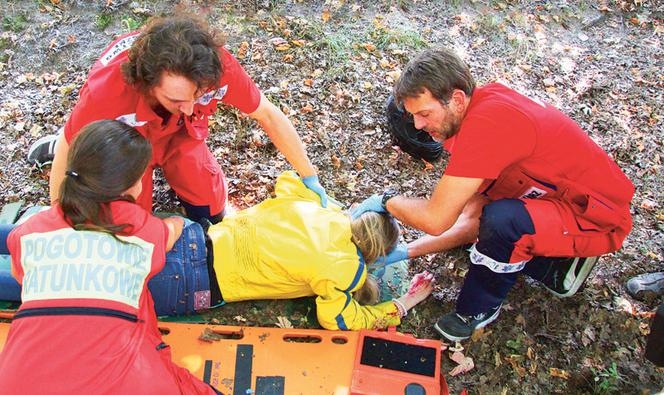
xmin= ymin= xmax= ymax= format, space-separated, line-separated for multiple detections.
xmin=381 ymin=189 xmax=399 ymax=209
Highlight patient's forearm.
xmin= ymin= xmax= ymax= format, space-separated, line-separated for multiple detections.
xmin=407 ymin=216 xmax=479 ymax=258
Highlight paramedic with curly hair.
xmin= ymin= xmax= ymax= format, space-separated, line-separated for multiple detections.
xmin=39 ymin=15 xmax=326 ymax=224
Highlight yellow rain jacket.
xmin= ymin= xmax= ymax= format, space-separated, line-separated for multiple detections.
xmin=207 ymin=171 xmax=400 ymax=330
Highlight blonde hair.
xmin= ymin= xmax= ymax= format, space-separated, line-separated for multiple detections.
xmin=350 ymin=212 xmax=400 ymax=305
xmin=350 ymin=211 xmax=400 ymax=265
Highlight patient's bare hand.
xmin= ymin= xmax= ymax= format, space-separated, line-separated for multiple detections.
xmin=399 ymin=271 xmax=435 ymax=311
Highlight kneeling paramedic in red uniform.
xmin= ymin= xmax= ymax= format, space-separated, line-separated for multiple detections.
xmin=351 ymin=48 xmax=634 ymax=341
xmin=42 ymin=15 xmax=326 ymax=223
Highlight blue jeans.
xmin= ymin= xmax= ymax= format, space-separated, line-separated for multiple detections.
xmin=0 ymin=224 xmax=21 ymax=301
xmin=148 ymin=219 xmax=212 ymax=316
xmin=0 ymin=221 xmax=213 ymax=316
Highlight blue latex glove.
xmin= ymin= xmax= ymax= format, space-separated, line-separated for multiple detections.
xmin=375 ymin=243 xmax=409 ymax=266
xmin=302 ymin=175 xmax=328 ymax=208
xmin=350 ymin=194 xmax=385 ymax=220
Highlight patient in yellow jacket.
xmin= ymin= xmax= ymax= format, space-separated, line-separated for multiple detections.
xmin=149 ymin=171 xmax=434 ymax=330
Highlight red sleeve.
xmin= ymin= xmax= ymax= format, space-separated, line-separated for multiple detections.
xmin=6 ymin=226 xmax=25 ymax=283
xmin=64 ymin=85 xmax=97 ymax=143
xmin=63 ymin=62 xmax=134 ymax=143
xmin=217 ymin=48 xmax=261 ymax=114
xmin=150 ymin=215 xmax=169 ymax=275
xmin=444 ymin=102 xmax=536 ymax=180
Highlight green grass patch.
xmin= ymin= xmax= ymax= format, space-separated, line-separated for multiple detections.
xmin=368 ymin=26 xmax=427 ymax=50
xmin=96 ymin=14 xmax=113 ymax=31
xmin=121 ymin=15 xmax=146 ymax=32
xmin=2 ymin=14 xmax=28 ymax=33
xmin=591 ymin=362 xmax=623 ymax=394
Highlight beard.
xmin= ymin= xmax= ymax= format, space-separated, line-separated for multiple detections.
xmin=428 ymin=112 xmax=462 ymax=142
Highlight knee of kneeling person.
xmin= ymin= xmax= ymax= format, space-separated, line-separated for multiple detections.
xmin=479 ymin=199 xmax=535 ymax=239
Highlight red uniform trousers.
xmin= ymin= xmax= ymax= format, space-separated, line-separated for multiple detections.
xmin=136 ymin=127 xmax=227 ymax=221
xmin=456 ymin=171 xmax=632 ymax=316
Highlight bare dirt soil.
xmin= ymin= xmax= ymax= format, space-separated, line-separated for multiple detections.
xmin=0 ymin=0 xmax=662 ymax=393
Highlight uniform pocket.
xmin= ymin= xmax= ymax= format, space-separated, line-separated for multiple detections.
xmin=575 ymin=194 xmax=620 ymax=231
xmin=483 ymin=167 xmax=557 ymax=201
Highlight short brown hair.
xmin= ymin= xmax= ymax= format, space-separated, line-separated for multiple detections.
xmin=121 ymin=15 xmax=225 ymax=94
xmin=394 ymin=47 xmax=475 ymax=103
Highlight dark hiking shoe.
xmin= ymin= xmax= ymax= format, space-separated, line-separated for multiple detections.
xmin=433 ymin=305 xmax=502 ymax=342
xmin=539 ymin=256 xmax=598 ymax=298
xmin=27 ymin=133 xmax=59 ymax=167
xmin=626 ymin=272 xmax=664 ymax=299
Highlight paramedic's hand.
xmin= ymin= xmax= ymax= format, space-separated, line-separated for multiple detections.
xmin=375 ymin=243 xmax=409 ymax=265
xmin=350 ymin=194 xmax=385 ymax=220
xmin=398 ymin=271 xmax=434 ymax=311
xmin=302 ymin=175 xmax=328 ymax=208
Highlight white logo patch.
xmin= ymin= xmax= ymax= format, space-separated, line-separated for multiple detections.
xmin=19 ymin=229 xmax=154 ymax=309
xmin=469 ymin=244 xmax=526 ymax=273
xmin=214 ymin=85 xmax=228 ymax=100
xmin=100 ymin=35 xmax=138 ymax=66
xmin=520 ymin=186 xmax=547 ymax=200
xmin=116 ymin=113 xmax=147 ymax=127
xmin=195 ymin=85 xmax=228 ymax=106
xmin=196 ymin=91 xmax=216 ymax=106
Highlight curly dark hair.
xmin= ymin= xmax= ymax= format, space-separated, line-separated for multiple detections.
xmin=121 ymin=15 xmax=226 ymax=94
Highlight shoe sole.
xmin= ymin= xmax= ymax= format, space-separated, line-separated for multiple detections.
xmin=27 ymin=130 xmax=61 ymax=166
xmin=433 ymin=307 xmax=502 ymax=342
xmin=545 ymin=257 xmax=598 ymax=298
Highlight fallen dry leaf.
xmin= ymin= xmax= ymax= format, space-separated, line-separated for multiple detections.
xmin=321 ymin=8 xmax=331 ymax=23
xmin=549 ymin=367 xmax=570 ymax=379
xmin=331 ymin=154 xmax=341 ymax=169
xmin=422 ymin=159 xmax=434 ymax=171
xmin=640 ymin=199 xmax=658 ymax=210
xmin=449 ymin=350 xmax=475 ymax=376
xmin=362 ymin=43 xmax=376 ymax=52
xmin=237 ymin=41 xmax=249 ymax=59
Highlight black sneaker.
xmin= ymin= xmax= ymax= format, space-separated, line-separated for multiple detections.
xmin=626 ymin=272 xmax=664 ymax=299
xmin=538 ymin=257 xmax=598 ymax=298
xmin=27 ymin=133 xmax=60 ymax=167
xmin=434 ymin=305 xmax=502 ymax=342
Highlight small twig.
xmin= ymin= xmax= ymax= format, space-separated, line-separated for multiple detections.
xmin=534 ymin=332 xmax=564 ymax=344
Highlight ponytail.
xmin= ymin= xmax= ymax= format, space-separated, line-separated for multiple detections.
xmin=59 ymin=120 xmax=151 ymax=236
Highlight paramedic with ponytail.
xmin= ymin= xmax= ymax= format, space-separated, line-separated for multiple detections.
xmin=0 ymin=120 xmax=218 ymax=394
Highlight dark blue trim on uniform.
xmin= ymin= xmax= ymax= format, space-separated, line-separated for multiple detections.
xmin=14 ymin=307 xmax=139 ymax=322
xmin=178 ymin=200 xmax=225 ymax=224
xmin=336 ymin=315 xmax=348 ymax=330
xmin=476 ymin=199 xmax=535 ymax=263
xmin=346 ymin=248 xmax=366 ymax=295
xmin=333 ymin=248 xmax=367 ymax=330
xmin=526 ymin=175 xmax=557 ymax=191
